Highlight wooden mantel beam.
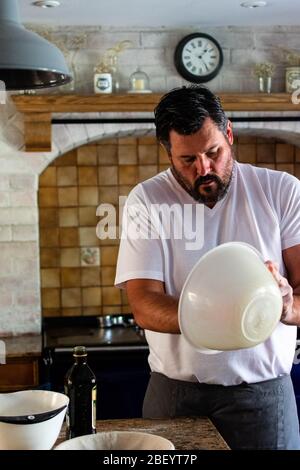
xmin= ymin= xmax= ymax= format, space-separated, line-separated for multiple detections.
xmin=11 ymin=93 xmax=300 ymax=152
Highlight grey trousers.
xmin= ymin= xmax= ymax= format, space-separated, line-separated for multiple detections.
xmin=142 ymin=372 xmax=300 ymax=450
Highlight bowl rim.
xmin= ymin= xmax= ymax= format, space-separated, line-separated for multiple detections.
xmin=55 ymin=430 xmax=175 ymax=450
xmin=0 ymin=390 xmax=69 ymax=424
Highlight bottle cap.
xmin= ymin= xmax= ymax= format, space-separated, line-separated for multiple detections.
xmin=73 ymin=345 xmax=87 ymax=357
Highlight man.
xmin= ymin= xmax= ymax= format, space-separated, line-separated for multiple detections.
xmin=115 ymin=85 xmax=300 ymax=449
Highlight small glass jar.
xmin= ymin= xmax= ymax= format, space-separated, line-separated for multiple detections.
xmin=94 ymin=69 xmax=112 ymax=94
xmin=258 ymin=76 xmax=272 ymax=93
xmin=128 ymin=68 xmax=151 ymax=93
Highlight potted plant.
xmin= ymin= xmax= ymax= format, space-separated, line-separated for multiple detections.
xmin=285 ymin=51 xmax=300 ymax=93
xmin=253 ymin=62 xmax=276 ymax=93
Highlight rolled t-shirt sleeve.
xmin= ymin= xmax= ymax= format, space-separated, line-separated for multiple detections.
xmin=115 ymin=185 xmax=164 ymax=289
xmin=279 ymin=173 xmax=300 ymax=250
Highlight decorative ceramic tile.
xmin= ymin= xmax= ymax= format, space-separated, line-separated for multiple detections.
xmin=81 ymin=246 xmax=100 ymax=266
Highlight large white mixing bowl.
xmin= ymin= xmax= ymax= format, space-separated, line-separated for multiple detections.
xmin=178 ymin=242 xmax=283 ymax=352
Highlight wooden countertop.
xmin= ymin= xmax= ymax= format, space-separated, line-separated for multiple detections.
xmin=57 ymin=417 xmax=230 ymax=450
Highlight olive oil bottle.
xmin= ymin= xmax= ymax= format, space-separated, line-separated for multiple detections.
xmin=64 ymin=346 xmax=97 ymax=439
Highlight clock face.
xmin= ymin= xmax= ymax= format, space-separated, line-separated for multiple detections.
xmin=174 ymin=33 xmax=223 ymax=83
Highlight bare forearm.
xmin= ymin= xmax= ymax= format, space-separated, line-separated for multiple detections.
xmin=131 ymin=291 xmax=180 ymax=334
xmin=282 ymin=293 xmax=300 ymax=326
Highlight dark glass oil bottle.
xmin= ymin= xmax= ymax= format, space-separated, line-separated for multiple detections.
xmin=64 ymin=345 xmax=97 ymax=439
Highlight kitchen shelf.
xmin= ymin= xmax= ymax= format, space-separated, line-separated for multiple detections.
xmin=11 ymin=93 xmax=300 ymax=152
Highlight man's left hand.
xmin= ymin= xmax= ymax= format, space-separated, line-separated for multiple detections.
xmin=265 ymin=260 xmax=294 ymax=324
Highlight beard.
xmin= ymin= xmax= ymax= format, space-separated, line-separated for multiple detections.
xmin=171 ymin=148 xmax=234 ymax=205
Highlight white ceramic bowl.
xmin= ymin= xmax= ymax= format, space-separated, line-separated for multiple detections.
xmin=55 ymin=431 xmax=175 ymax=450
xmin=0 ymin=390 xmax=69 ymax=450
xmin=179 ymin=242 xmax=283 ymax=352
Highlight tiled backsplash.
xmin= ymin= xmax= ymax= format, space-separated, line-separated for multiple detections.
xmin=39 ymin=135 xmax=169 ymax=317
xmin=39 ymin=134 xmax=300 ymax=318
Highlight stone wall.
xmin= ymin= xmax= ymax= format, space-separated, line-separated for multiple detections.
xmin=31 ymin=25 xmax=300 ymax=94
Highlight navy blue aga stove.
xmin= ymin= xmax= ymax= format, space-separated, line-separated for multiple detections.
xmin=40 ymin=314 xmax=150 ymax=420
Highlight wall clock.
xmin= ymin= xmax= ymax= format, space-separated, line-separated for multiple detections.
xmin=174 ymin=33 xmax=223 ymax=83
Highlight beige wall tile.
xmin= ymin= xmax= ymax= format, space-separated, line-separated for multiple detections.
xmin=77 ymin=146 xmax=98 ymax=166
xmin=83 ymin=307 xmax=101 ymax=316
xmin=79 ymin=206 xmax=98 ymax=226
xmin=42 ymin=288 xmax=60 ymax=308
xmin=138 ymin=136 xmax=156 ymax=145
xmin=102 ymin=286 xmax=121 ymax=305
xmin=102 ymin=305 xmax=121 ymax=314
xmin=101 ymin=266 xmax=116 ymax=286
xmin=159 ymin=164 xmax=170 ymax=172
xmin=118 ymin=185 xmax=134 ymax=197
xmin=57 ymin=166 xmax=78 ymax=186
xmin=121 ymin=290 xmax=128 ymax=305
xmin=59 ymin=208 xmax=79 ymax=227
xmin=257 ymin=144 xmax=276 ymax=163
xmin=39 ymin=208 xmax=58 ymax=227
xmin=39 ymin=188 xmax=58 ymax=207
xmin=60 ymin=227 xmax=79 ymax=247
xmin=256 ymin=163 xmax=276 ymax=170
xmin=237 ymin=144 xmax=256 ymax=163
xmin=43 ymin=308 xmax=61 ymax=317
xmin=121 ymin=305 xmax=132 ymax=314
xmin=138 ymin=165 xmax=158 ymax=182
xmin=276 ymin=163 xmax=294 ymax=174
xmin=276 ymin=143 xmax=295 ymax=163
xmin=119 ymin=165 xmax=138 ymax=185
xmin=40 ymin=247 xmax=60 ymax=268
xmin=118 ymin=137 xmax=136 ymax=145
xmin=237 ymin=135 xmax=257 ymax=144
xmin=256 ymin=137 xmax=276 ymax=144
xmin=99 ymin=138 xmax=118 ymax=145
xmin=82 ymin=287 xmax=102 ymax=306
xmin=159 ymin=145 xmax=170 ymax=164
xmin=40 ymin=228 xmax=59 ymax=247
xmin=98 ymin=166 xmax=118 ymax=185
xmin=98 ymin=145 xmax=118 ymax=165
xmin=99 ymin=186 xmax=118 ymax=205
xmin=79 ymin=187 xmax=98 ymax=206
xmin=39 ymin=167 xmax=57 ymax=187
xmin=60 ymin=248 xmax=80 ymax=267
xmin=78 ymin=167 xmax=98 ymax=186
xmin=101 ymin=246 xmax=119 ymax=266
xmin=295 ymin=164 xmax=300 ymax=179
xmin=81 ymin=267 xmax=100 ymax=286
xmin=62 ymin=308 xmax=82 ymax=316
xmin=79 ymin=227 xmax=99 ymax=246
xmin=61 ymin=267 xmax=81 ymax=287
xmin=55 ymin=150 xmax=77 ymax=166
xmin=41 ymin=268 xmax=60 ymax=288
xmin=138 ymin=145 xmax=158 ymax=164
xmin=118 ymin=145 xmax=137 ymax=165
xmin=62 ymin=288 xmax=81 ymax=307
xmin=58 ymin=187 xmax=78 ymax=207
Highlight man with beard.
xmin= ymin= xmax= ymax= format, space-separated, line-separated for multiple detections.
xmin=115 ymin=85 xmax=300 ymax=449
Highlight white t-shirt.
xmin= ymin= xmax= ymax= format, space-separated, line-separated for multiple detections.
xmin=115 ymin=162 xmax=300 ymax=385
